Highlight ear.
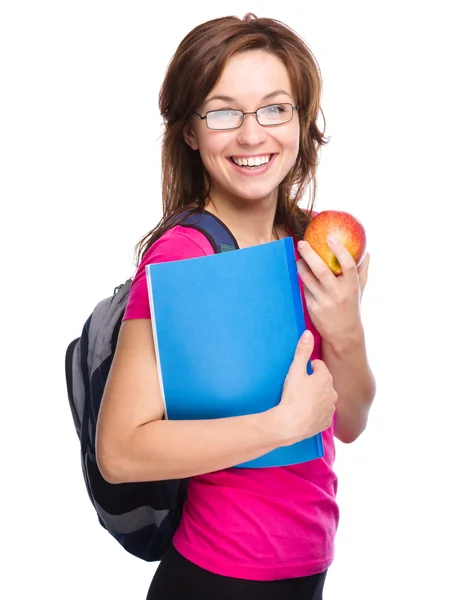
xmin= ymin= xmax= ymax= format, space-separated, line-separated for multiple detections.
xmin=183 ymin=123 xmax=199 ymax=151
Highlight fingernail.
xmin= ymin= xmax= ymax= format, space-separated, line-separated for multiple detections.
xmin=297 ymin=241 xmax=307 ymax=250
xmin=301 ymin=330 xmax=312 ymax=344
xmin=327 ymin=235 xmax=337 ymax=244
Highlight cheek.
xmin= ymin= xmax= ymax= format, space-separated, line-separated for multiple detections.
xmin=280 ymin=125 xmax=300 ymax=165
xmin=291 ymin=135 xmax=300 ymax=159
xmin=198 ymin=133 xmax=232 ymax=167
xmin=282 ymin=120 xmax=300 ymax=149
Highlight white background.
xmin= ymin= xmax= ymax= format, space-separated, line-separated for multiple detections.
xmin=1 ymin=1 xmax=469 ymax=598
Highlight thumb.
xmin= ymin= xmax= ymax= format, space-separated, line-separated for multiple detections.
xmin=292 ymin=330 xmax=314 ymax=370
xmin=358 ymin=252 xmax=370 ymax=297
xmin=284 ymin=330 xmax=314 ymax=390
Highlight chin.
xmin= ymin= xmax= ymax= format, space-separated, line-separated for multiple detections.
xmin=237 ymin=192 xmax=276 ymax=205
xmin=231 ymin=182 xmax=282 ymax=203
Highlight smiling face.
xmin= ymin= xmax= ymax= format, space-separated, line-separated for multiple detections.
xmin=184 ymin=50 xmax=300 ymax=209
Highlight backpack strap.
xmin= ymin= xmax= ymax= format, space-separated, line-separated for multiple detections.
xmin=65 ymin=336 xmax=82 ymax=436
xmin=177 ymin=209 xmax=240 ymax=253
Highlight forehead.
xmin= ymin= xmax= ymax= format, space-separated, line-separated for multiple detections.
xmin=207 ymin=50 xmax=293 ymax=105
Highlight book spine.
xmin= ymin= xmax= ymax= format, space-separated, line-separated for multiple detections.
xmin=284 ymin=238 xmax=313 ymax=375
xmin=284 ymin=238 xmax=307 ymax=339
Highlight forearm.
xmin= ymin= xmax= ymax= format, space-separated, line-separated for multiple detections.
xmin=100 ymin=409 xmax=284 ymax=484
xmin=322 ymin=325 xmax=376 ymax=443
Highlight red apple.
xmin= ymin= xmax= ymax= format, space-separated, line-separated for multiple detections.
xmin=303 ymin=210 xmax=367 ymax=275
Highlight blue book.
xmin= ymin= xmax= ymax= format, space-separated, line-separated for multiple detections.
xmin=146 ymin=237 xmax=324 ymax=468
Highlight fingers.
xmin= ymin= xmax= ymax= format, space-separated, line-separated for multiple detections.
xmin=310 ymin=358 xmax=329 ymax=375
xmin=298 ymin=237 xmax=365 ymax=291
xmin=324 ymin=236 xmax=357 ymax=280
xmin=297 ymin=241 xmax=336 ymax=286
xmin=297 ymin=258 xmax=324 ymax=299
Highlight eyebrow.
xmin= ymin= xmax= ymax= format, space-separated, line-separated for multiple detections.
xmin=205 ymin=89 xmax=294 ymax=105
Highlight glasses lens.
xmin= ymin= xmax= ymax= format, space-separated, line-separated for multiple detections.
xmin=257 ymin=103 xmax=293 ymax=126
xmin=206 ymin=109 xmax=243 ymax=130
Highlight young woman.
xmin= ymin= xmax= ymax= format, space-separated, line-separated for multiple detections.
xmin=96 ymin=13 xmax=376 ymax=600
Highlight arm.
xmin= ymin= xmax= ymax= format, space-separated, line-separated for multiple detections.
xmin=297 ymin=239 xmax=376 ymax=444
xmin=96 ymin=319 xmax=286 ymax=483
xmin=321 ymin=324 xmax=376 ymax=443
xmin=96 ymin=320 xmax=338 ymax=483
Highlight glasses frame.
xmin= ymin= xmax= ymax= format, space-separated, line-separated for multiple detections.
xmin=193 ymin=103 xmax=300 ymax=131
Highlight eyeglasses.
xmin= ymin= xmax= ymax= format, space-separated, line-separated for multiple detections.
xmin=193 ymin=103 xmax=299 ymax=131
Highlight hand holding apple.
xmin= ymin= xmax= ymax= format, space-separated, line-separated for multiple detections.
xmin=297 ymin=210 xmax=370 ymax=345
xmin=303 ymin=210 xmax=367 ymax=276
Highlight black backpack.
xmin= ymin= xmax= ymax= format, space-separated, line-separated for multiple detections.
xmin=65 ymin=210 xmax=238 ymax=561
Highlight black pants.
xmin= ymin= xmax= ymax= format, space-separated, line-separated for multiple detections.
xmin=147 ymin=543 xmax=327 ymax=600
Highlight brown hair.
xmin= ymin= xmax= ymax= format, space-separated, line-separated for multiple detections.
xmin=134 ymin=13 xmax=329 ymax=265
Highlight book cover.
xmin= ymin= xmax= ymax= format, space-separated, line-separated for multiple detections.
xmin=146 ymin=237 xmax=324 ymax=468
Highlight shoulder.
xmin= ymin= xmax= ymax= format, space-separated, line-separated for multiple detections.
xmin=143 ymin=225 xmax=215 ymax=265
xmin=123 ymin=226 xmax=215 ymax=321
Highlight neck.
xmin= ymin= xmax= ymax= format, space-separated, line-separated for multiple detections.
xmin=205 ymin=198 xmax=279 ymax=248
xmin=204 ymin=189 xmax=282 ymax=248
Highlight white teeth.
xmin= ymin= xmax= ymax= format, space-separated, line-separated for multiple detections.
xmin=232 ymin=155 xmax=270 ymax=167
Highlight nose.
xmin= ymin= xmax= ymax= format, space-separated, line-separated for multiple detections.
xmin=236 ymin=113 xmax=267 ymax=146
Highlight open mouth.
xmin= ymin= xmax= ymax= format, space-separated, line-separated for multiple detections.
xmin=230 ymin=154 xmax=274 ymax=169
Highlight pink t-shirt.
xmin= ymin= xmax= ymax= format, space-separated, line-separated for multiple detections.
xmin=123 ymin=225 xmax=339 ymax=581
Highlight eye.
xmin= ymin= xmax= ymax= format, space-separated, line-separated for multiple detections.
xmin=261 ymin=104 xmax=289 ymax=118
xmin=269 ymin=104 xmax=286 ymax=113
xmin=211 ymin=109 xmax=241 ymax=119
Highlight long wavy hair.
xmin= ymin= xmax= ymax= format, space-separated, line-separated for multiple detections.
xmin=134 ymin=13 xmax=329 ymax=265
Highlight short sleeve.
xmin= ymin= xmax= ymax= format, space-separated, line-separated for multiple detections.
xmin=123 ymin=226 xmax=214 ymax=320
